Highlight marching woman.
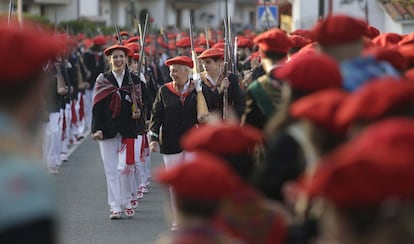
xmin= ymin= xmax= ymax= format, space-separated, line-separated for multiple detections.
xmin=149 ymin=56 xmax=209 ymax=230
xmin=126 ymin=48 xmax=152 ymax=205
xmin=198 ymin=48 xmax=245 ymax=118
xmin=92 ymin=44 xmax=149 ymax=219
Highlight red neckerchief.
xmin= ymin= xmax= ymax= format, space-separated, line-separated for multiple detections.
xmin=166 ymin=81 xmax=194 ymax=104
xmin=93 ymin=74 xmax=130 ymax=118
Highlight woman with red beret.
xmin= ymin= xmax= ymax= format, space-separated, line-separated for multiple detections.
xmin=198 ymin=48 xmax=245 ymax=118
xmin=92 ymin=44 xmax=150 ymax=219
xmin=149 ymin=55 xmax=209 ymax=230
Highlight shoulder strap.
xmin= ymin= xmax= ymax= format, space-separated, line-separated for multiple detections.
xmin=248 ymin=76 xmax=275 ymax=117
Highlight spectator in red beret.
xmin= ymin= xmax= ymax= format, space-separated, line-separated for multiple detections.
xmin=181 ymin=123 xmax=289 ymax=244
xmin=310 ymin=14 xmax=400 ymax=91
xmin=0 ymin=19 xmax=66 ymax=243
xmin=258 ymin=51 xmax=343 ymax=207
xmin=362 ymin=46 xmax=407 ymax=73
xmin=154 ymin=152 xmax=241 ymax=239
xmin=242 ymin=28 xmax=292 ymax=130
xmin=334 ymin=77 xmax=414 ymax=138
xmin=300 ymin=118 xmax=414 ymax=244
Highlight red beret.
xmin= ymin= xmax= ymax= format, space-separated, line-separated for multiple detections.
xmin=289 ymin=29 xmax=312 ymax=40
xmin=197 ymin=37 xmax=216 ymax=47
xmin=125 ymin=36 xmax=139 ymax=44
xmin=198 ymin=48 xmax=224 ymax=60
xmin=156 ymin=152 xmax=240 ymax=200
xmin=126 ymin=42 xmax=140 ymax=53
xmin=93 ymin=35 xmax=107 ymax=46
xmin=176 ymin=37 xmax=191 ymax=48
xmin=298 ymin=42 xmax=319 ymax=53
xmin=311 ymin=15 xmax=367 ymax=47
xmin=181 ymin=124 xmax=262 ymax=156
xmin=372 ymin=32 xmax=402 ymax=47
xmin=114 ymin=31 xmax=129 ymax=40
xmin=362 ymin=46 xmax=407 ymax=71
xmin=289 ymin=35 xmax=311 ymax=49
xmin=404 ymin=68 xmax=414 ymax=81
xmin=0 ymin=20 xmax=65 ymax=83
xmin=164 ymin=56 xmax=194 ymax=68
xmin=168 ymin=43 xmax=176 ymax=50
xmin=237 ymin=37 xmax=254 ymax=48
xmin=211 ymin=42 xmax=225 ymax=49
xmin=303 ymin=118 xmax=414 ymax=208
xmin=194 ymin=46 xmax=205 ymax=54
xmin=364 ymin=25 xmax=380 ymax=40
xmin=253 ymin=28 xmax=292 ymax=53
xmin=335 ymin=77 xmax=414 ymax=128
xmin=103 ymin=44 xmax=130 ymax=56
xmin=273 ymin=51 xmax=342 ymax=92
xmin=399 ymin=33 xmax=414 ymax=46
xmin=290 ymin=89 xmax=348 ymax=134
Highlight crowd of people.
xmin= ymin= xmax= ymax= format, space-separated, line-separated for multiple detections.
xmin=2 ymin=11 xmax=414 ymax=243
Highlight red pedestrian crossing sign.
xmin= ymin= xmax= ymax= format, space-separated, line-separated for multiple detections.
xmin=257 ymin=5 xmax=279 ymax=29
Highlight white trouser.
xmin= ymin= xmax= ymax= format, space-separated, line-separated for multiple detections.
xmin=84 ymin=89 xmax=93 ymax=132
xmin=132 ymin=135 xmax=144 ymax=198
xmin=43 ymin=112 xmax=62 ymax=168
xmin=99 ymin=136 xmax=135 ymax=212
xmin=60 ymin=105 xmax=71 ymax=155
xmin=76 ymin=93 xmax=85 ymax=135
xmin=144 ymin=133 xmax=151 ymax=185
xmin=70 ymin=99 xmax=79 ymax=141
xmin=162 ymin=151 xmax=192 ymax=224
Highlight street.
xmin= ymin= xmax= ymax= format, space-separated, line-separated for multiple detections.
xmin=55 ymin=137 xmax=169 ymax=244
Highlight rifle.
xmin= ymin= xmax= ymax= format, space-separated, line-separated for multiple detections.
xmin=8 ymin=0 xmax=14 ymax=26
xmin=189 ymin=15 xmax=209 ymax=122
xmin=137 ymin=14 xmax=149 ymax=83
xmin=223 ymin=0 xmax=231 ymax=119
xmin=115 ymin=25 xmax=141 ymax=119
xmin=204 ymin=26 xmax=210 ymax=49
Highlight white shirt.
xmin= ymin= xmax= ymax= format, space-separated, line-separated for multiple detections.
xmin=112 ymin=70 xmax=125 ymax=87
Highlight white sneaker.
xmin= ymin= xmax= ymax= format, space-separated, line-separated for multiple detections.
xmin=140 ymin=185 xmax=148 ymax=194
xmin=109 ymin=211 xmax=121 ymax=220
xmin=48 ymin=167 xmax=58 ymax=175
xmin=60 ymin=153 xmax=68 ymax=162
xmin=124 ymin=208 xmax=135 ymax=217
xmin=137 ymin=190 xmax=144 ymax=200
xmin=131 ymin=200 xmax=138 ymax=209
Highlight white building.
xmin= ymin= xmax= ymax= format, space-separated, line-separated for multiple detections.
xmin=290 ymin=0 xmax=414 ymax=34
xmin=0 ymin=0 xmax=258 ymax=30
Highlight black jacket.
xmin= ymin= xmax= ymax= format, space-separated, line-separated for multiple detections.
xmin=83 ymin=49 xmax=106 ymax=90
xmin=201 ymin=72 xmax=245 ymax=118
xmin=150 ymin=82 xmax=203 ymax=154
xmin=92 ymin=71 xmax=150 ymax=139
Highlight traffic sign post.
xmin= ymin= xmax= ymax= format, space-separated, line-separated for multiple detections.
xmin=256 ymin=5 xmax=279 ymax=30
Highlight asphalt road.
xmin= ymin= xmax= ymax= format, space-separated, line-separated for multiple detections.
xmin=55 ymin=138 xmax=169 ymax=244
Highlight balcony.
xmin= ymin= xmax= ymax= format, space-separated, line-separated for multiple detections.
xmin=34 ymin=0 xmax=70 ymax=4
